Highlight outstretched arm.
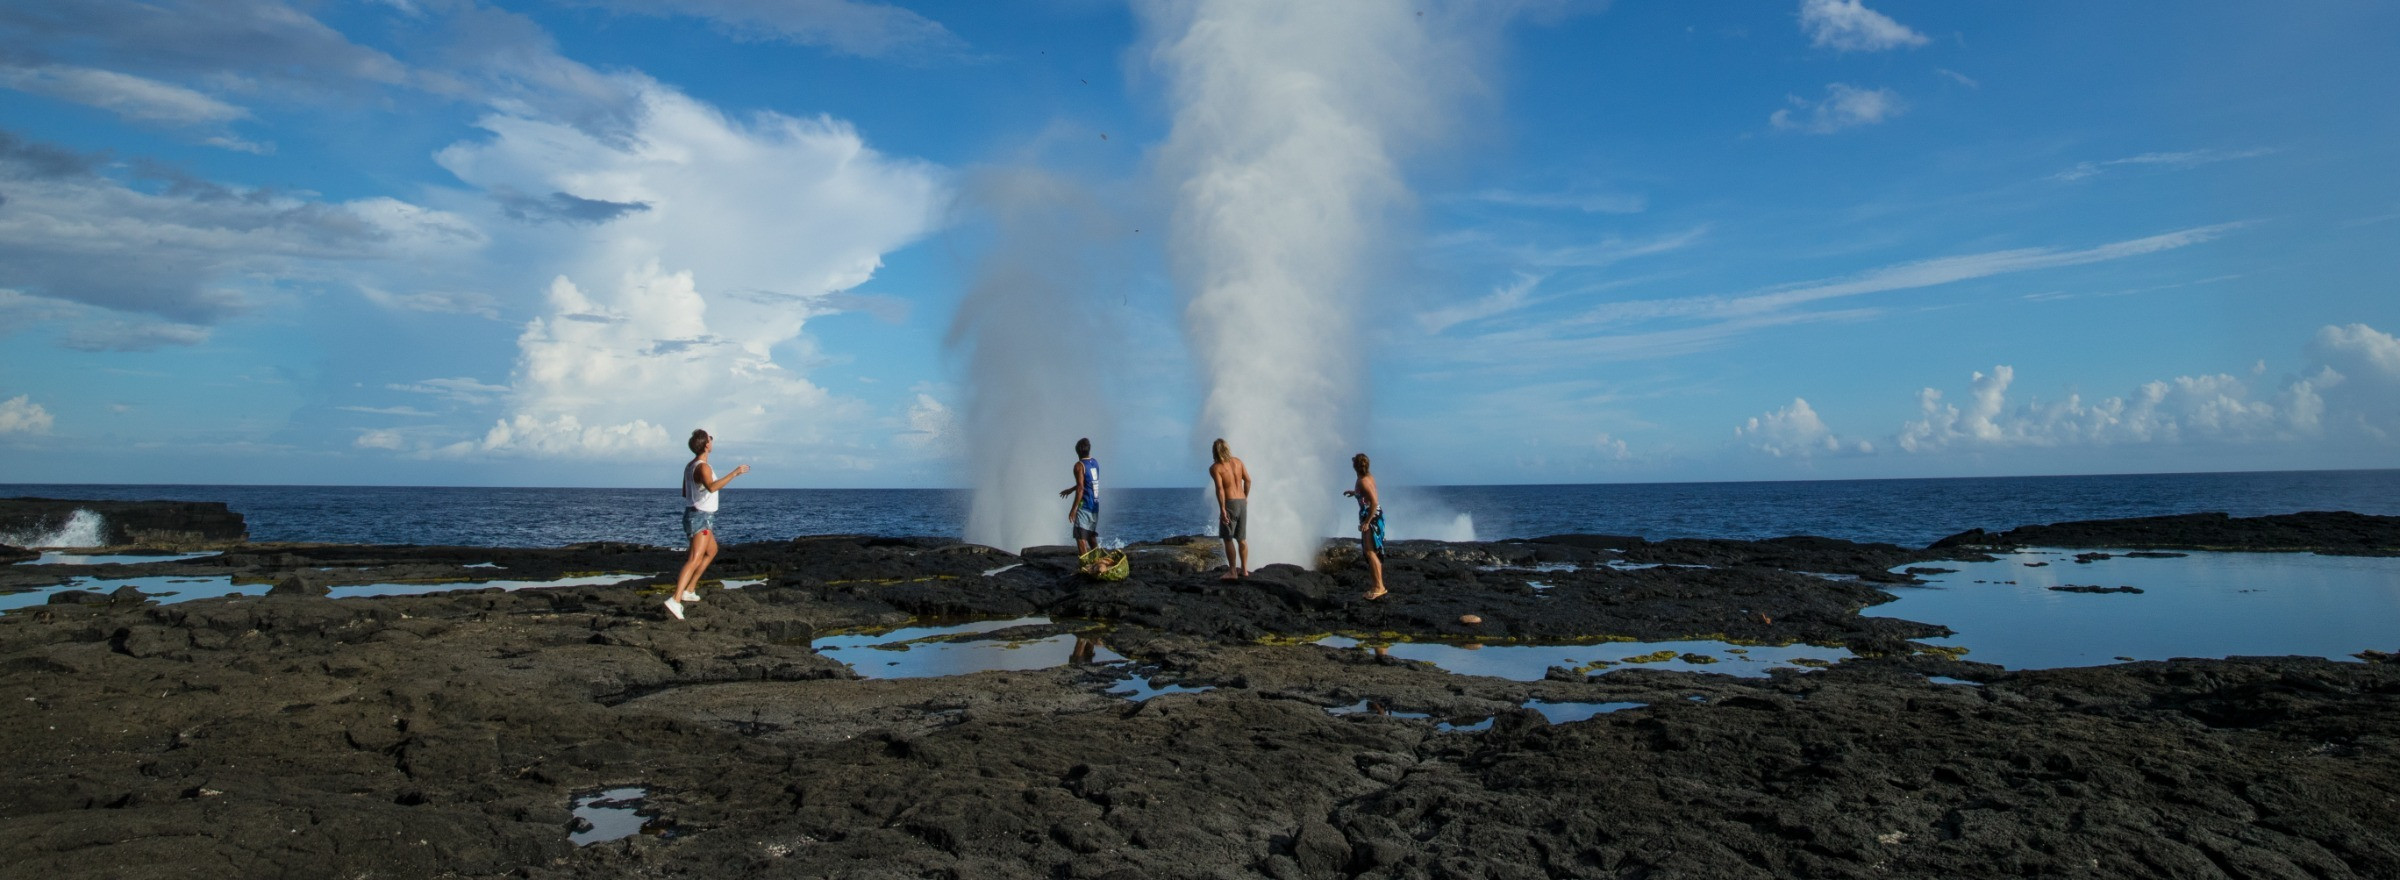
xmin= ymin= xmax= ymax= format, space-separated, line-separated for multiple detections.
xmin=701 ymin=463 xmax=749 ymax=492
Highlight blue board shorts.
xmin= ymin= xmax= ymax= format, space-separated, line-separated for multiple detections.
xmin=683 ymin=508 xmax=715 ymax=539
xmin=1073 ymin=505 xmax=1098 ymax=541
xmin=1359 ymin=509 xmax=1385 ymax=554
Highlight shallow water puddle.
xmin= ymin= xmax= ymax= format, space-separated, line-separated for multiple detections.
xmin=0 ymin=575 xmax=252 ymax=611
xmin=1316 ymin=636 xmax=1852 ymax=681
xmin=568 ymin=787 xmax=675 ymax=845
xmin=1525 ymin=699 xmax=1645 ymax=722
xmin=27 ymin=551 xmax=220 ymax=565
xmin=814 ymin=617 xmax=1126 ymax=679
xmin=323 ymin=574 xmax=639 ymax=599
xmin=1878 ymin=549 xmax=2400 ymax=669
xmin=1476 ymin=562 xmax=1586 ymax=574
xmin=1105 ymin=676 xmax=1213 ymax=701
xmin=1 ymin=572 xmax=653 ymax=610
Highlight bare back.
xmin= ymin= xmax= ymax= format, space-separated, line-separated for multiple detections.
xmin=1211 ymin=457 xmax=1249 ymax=501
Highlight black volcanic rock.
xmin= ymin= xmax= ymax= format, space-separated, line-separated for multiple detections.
xmin=0 ymin=498 xmax=247 ymax=549
xmin=1964 ymin=511 xmax=2400 ymax=555
xmin=0 ymin=513 xmax=2396 ymax=878
xmin=0 ymin=544 xmax=34 ymax=565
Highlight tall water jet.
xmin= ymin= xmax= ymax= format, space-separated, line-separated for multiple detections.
xmin=1143 ymin=1 xmax=1478 ymax=566
xmin=947 ymin=169 xmax=1129 ymax=554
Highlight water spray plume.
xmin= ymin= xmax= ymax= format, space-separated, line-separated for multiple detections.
xmin=947 ymin=169 xmax=1127 ymax=554
xmin=1144 ymin=0 xmax=1474 ymax=566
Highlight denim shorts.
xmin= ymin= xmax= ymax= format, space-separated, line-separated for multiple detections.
xmin=683 ymin=508 xmax=715 ymax=539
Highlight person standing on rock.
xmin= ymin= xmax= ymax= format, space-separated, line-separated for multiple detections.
xmin=667 ymin=429 xmax=748 ymax=621
xmin=1059 ymin=437 xmax=1100 ymax=555
xmin=1210 ymin=438 xmax=1252 ymax=580
xmin=1344 ymin=453 xmax=1386 ymax=600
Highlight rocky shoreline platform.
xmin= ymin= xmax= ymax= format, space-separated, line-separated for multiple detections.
xmin=4 ymin=508 xmax=2399 ymax=878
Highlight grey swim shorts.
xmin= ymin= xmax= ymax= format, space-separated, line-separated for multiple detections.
xmin=1073 ymin=505 xmax=1099 ymax=541
xmin=1218 ymin=498 xmax=1248 ymax=540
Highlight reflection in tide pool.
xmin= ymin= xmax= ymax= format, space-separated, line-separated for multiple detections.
xmin=1878 ymin=549 xmax=2400 ymax=669
xmin=1 ymin=572 xmax=654 ymax=611
xmin=1315 ymin=636 xmax=1850 ymax=681
xmin=0 ymin=575 xmax=250 ymax=611
xmin=1525 ymin=699 xmax=1645 ymax=722
xmin=814 ymin=617 xmax=1125 ymax=679
xmin=325 ymin=574 xmax=638 ymax=599
xmin=568 ymin=787 xmax=674 ymax=846
xmin=29 ymin=552 xmax=220 ymax=565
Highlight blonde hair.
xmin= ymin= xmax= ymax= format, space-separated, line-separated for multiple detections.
xmin=1211 ymin=438 xmax=1230 ymax=464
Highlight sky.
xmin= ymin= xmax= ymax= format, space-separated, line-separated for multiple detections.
xmin=1 ymin=0 xmax=2395 ymax=489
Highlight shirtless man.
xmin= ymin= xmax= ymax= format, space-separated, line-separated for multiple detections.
xmin=1208 ymin=438 xmax=1252 ymax=579
xmin=1344 ymin=452 xmax=1386 ymax=600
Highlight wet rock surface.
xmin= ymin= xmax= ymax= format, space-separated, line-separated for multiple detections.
xmin=1933 ymin=511 xmax=2400 ymax=555
xmin=0 ymin=498 xmax=249 ymax=549
xmin=0 ymin=516 xmax=2396 ymax=878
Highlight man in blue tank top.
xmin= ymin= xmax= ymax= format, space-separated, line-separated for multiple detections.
xmin=1058 ymin=437 xmax=1100 ymax=554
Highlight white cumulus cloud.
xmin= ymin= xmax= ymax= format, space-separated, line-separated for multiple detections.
xmin=1739 ymin=397 xmax=1871 ymax=457
xmin=1894 ymin=325 xmax=2400 ymax=452
xmin=432 ymin=76 xmax=946 ymax=460
xmin=1798 ymin=0 xmax=1930 ymax=52
xmin=1771 ymin=83 xmax=1905 ymax=134
xmin=0 ymin=395 xmax=53 ymax=434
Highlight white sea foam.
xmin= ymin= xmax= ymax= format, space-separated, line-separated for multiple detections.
xmin=2 ymin=509 xmax=108 ymax=549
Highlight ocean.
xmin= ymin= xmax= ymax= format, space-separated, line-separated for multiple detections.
xmin=5 ymin=469 xmax=2395 ymax=550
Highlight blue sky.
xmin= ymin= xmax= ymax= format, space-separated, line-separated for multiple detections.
xmin=1 ymin=0 xmax=2394 ymax=489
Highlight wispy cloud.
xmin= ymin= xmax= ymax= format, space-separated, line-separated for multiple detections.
xmin=0 ymin=64 xmax=246 ymax=125
xmin=339 ymin=405 xmax=436 ymax=417
xmin=388 ymin=377 xmax=509 ymax=404
xmin=1421 ymin=272 xmax=1543 ymax=334
xmin=1462 ymin=187 xmax=1647 ymax=214
xmin=570 ymin=0 xmax=964 ymax=59
xmin=1770 ymin=83 xmax=1905 ymax=134
xmin=2050 ymin=148 xmax=2273 ymax=182
xmin=1431 ymin=223 xmax=2243 ymax=372
xmin=360 ymin=287 xmax=502 ymax=319
xmin=1797 ymin=0 xmax=1928 ymax=52
xmin=1503 ymin=226 xmax=1711 ymax=269
xmin=1935 ymin=68 xmax=1979 ymax=89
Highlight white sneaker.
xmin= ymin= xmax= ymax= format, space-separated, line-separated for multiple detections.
xmin=663 ymin=598 xmax=685 ymax=620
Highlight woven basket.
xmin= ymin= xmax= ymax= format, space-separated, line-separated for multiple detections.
xmin=1078 ymin=547 xmax=1129 ymax=581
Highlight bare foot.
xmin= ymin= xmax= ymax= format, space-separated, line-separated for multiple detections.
xmin=1362 ymin=587 xmax=1388 ymax=601
xmin=1219 ymin=572 xmax=1239 ymax=581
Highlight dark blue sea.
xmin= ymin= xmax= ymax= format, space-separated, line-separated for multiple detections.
xmin=5 ymin=470 xmax=2395 ymax=550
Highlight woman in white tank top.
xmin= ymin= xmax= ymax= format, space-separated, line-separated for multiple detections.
xmin=666 ymin=429 xmax=749 ymax=620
